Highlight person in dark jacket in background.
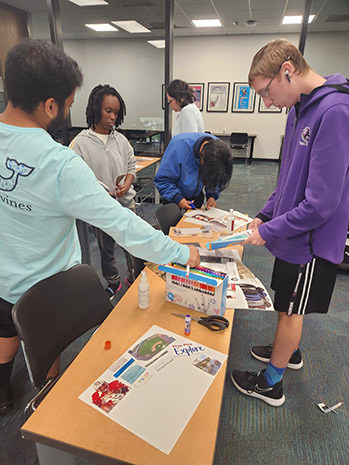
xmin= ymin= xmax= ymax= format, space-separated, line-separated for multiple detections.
xmin=231 ymin=39 xmax=349 ymax=407
xmin=154 ymin=133 xmax=233 ymax=210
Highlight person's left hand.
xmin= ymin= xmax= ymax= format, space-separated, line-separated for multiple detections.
xmin=206 ymin=197 xmax=216 ymax=209
xmin=115 ymin=182 xmax=131 ymax=198
xmin=242 ymin=227 xmax=266 ymax=246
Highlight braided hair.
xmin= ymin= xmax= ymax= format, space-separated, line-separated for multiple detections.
xmin=86 ymin=84 xmax=126 ymax=129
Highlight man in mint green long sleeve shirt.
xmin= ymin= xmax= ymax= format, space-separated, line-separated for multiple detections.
xmin=0 ymin=39 xmax=199 ymax=414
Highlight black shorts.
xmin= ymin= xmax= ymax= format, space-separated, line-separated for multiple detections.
xmin=271 ymin=257 xmax=338 ymax=315
xmin=0 ymin=297 xmax=16 ymax=338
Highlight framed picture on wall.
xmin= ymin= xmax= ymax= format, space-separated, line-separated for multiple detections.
xmin=232 ymin=82 xmax=256 ymax=113
xmin=162 ymin=84 xmax=166 ymax=110
xmin=258 ymin=96 xmax=282 ymax=113
xmin=189 ymin=83 xmax=204 ymax=111
xmin=207 ymin=82 xmax=230 ymax=112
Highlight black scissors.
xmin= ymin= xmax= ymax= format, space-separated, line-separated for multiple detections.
xmin=172 ymin=313 xmax=229 ymax=332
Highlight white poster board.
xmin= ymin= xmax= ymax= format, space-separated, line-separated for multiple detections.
xmin=79 ymin=325 xmax=227 ymax=454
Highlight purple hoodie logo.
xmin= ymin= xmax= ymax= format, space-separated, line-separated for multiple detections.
xmin=299 ymin=127 xmax=311 ymax=146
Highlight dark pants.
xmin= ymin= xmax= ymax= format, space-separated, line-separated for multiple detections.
xmin=92 ymin=227 xmax=142 ymax=285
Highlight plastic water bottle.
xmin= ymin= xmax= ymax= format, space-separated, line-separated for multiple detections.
xmin=138 ymin=270 xmax=149 ymax=309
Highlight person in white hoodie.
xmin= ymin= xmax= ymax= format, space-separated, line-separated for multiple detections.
xmin=166 ymin=79 xmax=205 ymax=136
xmin=70 ymin=85 xmax=139 ymax=298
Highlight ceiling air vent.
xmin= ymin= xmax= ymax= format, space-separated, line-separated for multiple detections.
xmin=325 ymin=14 xmax=349 ymax=22
xmin=148 ymin=22 xmax=179 ymax=29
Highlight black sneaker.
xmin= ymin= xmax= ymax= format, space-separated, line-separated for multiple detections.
xmin=231 ymin=369 xmax=285 ymax=407
xmin=251 ymin=344 xmax=303 ymax=370
xmin=105 ymin=282 xmax=122 ymax=300
xmin=0 ymin=384 xmax=13 ymax=415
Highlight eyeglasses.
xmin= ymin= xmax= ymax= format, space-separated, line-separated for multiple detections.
xmin=258 ymin=56 xmax=291 ymax=98
xmin=167 ymin=97 xmax=175 ymax=104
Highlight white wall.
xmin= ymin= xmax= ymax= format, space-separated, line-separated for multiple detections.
xmin=63 ymin=38 xmax=165 ymax=130
xmin=173 ymin=34 xmax=297 ymax=159
xmin=63 ymin=31 xmax=349 ymax=160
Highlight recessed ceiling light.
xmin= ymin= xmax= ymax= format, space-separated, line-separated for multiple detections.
xmin=69 ymin=0 xmax=108 ymax=6
xmin=111 ymin=20 xmax=151 ymax=33
xmin=85 ymin=23 xmax=117 ymax=31
xmin=147 ymin=40 xmax=165 ymax=49
xmin=192 ymin=19 xmax=222 ymax=28
xmin=282 ymin=15 xmax=315 ymax=25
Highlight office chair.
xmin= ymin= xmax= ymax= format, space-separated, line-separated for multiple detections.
xmin=155 ymin=203 xmax=183 ymax=235
xmin=229 ymin=132 xmax=249 ymax=163
xmin=12 ymin=264 xmax=113 ymax=414
xmin=134 ymin=177 xmax=154 ymax=217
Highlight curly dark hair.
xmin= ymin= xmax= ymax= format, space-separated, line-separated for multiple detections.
xmin=4 ymin=38 xmax=82 ymax=113
xmin=199 ymin=139 xmax=233 ymax=192
xmin=166 ymin=79 xmax=195 ymax=108
xmin=86 ymin=84 xmax=126 ymax=129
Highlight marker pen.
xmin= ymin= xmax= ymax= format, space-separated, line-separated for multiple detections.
xmin=188 ymin=201 xmax=196 ymax=210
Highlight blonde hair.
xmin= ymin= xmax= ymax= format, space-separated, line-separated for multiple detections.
xmin=248 ymin=39 xmax=310 ymax=85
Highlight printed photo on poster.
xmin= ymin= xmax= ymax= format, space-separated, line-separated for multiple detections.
xmin=232 ymin=82 xmax=256 ymax=113
xmin=189 ymin=83 xmax=204 ymax=111
xmin=207 ymin=82 xmax=230 ymax=112
xmin=258 ymin=96 xmax=282 ymax=113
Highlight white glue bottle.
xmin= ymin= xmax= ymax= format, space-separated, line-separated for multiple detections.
xmin=138 ymin=270 xmax=150 ymax=309
xmin=227 ymin=209 xmax=235 ymax=233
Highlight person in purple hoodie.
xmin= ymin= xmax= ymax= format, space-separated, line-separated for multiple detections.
xmin=231 ymin=39 xmax=349 ymax=407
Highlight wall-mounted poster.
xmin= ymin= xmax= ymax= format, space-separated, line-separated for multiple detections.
xmin=162 ymin=84 xmax=166 ymax=110
xmin=207 ymin=82 xmax=230 ymax=112
xmin=232 ymin=83 xmax=256 ymax=113
xmin=258 ymin=96 xmax=282 ymax=113
xmin=189 ymin=83 xmax=204 ymax=111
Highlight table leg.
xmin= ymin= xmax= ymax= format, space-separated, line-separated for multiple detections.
xmin=36 ymin=443 xmax=76 ymax=465
xmin=248 ymin=137 xmax=256 ymax=165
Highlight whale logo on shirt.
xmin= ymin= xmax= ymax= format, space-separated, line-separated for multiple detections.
xmin=0 ymin=157 xmax=35 ymax=192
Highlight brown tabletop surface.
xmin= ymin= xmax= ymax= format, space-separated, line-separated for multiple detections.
xmin=22 ymin=211 xmax=243 ymax=465
xmin=135 ymin=156 xmax=161 ymax=172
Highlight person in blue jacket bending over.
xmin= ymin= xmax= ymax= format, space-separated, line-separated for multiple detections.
xmin=154 ymin=133 xmax=233 ymax=210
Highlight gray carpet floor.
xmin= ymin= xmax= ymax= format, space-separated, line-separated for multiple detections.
xmin=1 ymin=161 xmax=348 ymax=465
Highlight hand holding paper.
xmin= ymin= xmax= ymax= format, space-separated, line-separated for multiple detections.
xmin=242 ymin=227 xmax=266 ymax=246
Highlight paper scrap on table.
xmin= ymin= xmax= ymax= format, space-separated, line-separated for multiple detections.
xmin=226 ymin=277 xmax=274 ymax=311
xmin=79 ymin=325 xmax=227 ymax=455
xmin=184 ymin=207 xmax=253 ymax=233
xmin=170 ymin=226 xmax=213 ymax=237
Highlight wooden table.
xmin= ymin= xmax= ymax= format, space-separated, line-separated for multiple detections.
xmin=135 ymin=156 xmax=161 ymax=173
xmin=22 ymin=215 xmax=243 ymax=465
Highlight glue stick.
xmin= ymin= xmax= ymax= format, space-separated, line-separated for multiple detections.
xmin=185 ymin=314 xmax=191 ymax=336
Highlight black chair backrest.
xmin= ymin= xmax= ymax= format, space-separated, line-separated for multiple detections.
xmin=155 ymin=203 xmax=183 ymax=235
xmin=229 ymin=132 xmax=248 ymax=147
xmin=12 ymin=264 xmax=113 ymax=388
